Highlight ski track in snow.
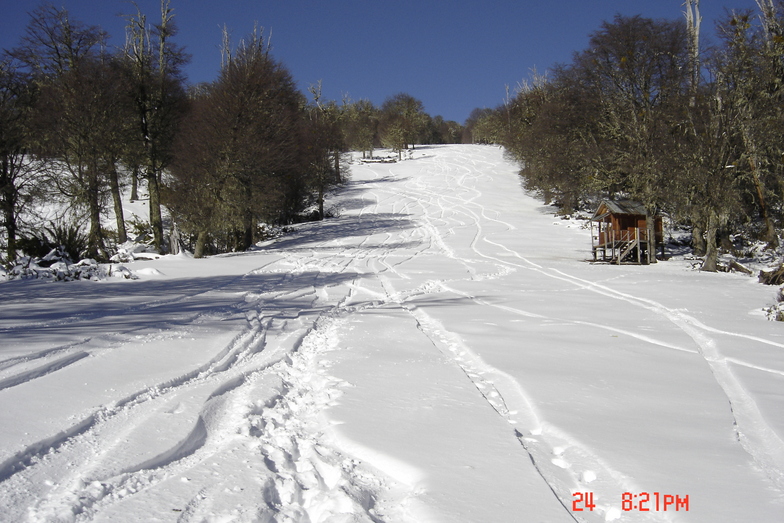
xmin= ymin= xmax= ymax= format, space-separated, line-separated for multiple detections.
xmin=542 ymin=268 xmax=784 ymax=492
xmin=1 ymin=145 xmax=783 ymax=522
xmin=359 ymin=152 xmax=642 ymax=522
xmin=345 ymin=146 xmax=784 ymax=521
xmin=0 ymin=253 xmax=388 ymax=521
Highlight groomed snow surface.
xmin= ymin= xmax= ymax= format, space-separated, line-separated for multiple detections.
xmin=1 ymin=144 xmax=783 ymax=522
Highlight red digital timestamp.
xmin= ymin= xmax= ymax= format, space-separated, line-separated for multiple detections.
xmin=572 ymin=492 xmax=690 ymax=512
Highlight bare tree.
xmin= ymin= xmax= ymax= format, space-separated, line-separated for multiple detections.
xmin=711 ymin=8 xmax=783 ymax=250
xmin=307 ymin=82 xmax=345 ymax=219
xmin=11 ymin=4 xmax=127 ymax=260
xmin=672 ymin=77 xmax=742 ymax=272
xmin=123 ymin=0 xmax=188 ymax=253
xmin=31 ymin=55 xmax=133 ymax=259
xmin=0 ymin=57 xmax=37 ymax=265
xmin=10 ymin=3 xmax=107 ymax=79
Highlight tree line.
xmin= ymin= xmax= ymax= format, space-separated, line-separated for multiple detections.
xmin=0 ymin=2 xmax=464 ymax=265
xmin=469 ymin=0 xmax=784 ymax=271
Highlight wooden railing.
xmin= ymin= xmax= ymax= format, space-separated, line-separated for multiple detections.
xmin=596 ymin=227 xmax=649 ymax=247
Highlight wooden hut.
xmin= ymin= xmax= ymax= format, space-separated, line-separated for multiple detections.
xmin=591 ymin=199 xmax=663 ymax=264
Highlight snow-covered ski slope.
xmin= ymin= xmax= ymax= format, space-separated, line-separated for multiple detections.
xmin=1 ymin=144 xmax=783 ymax=522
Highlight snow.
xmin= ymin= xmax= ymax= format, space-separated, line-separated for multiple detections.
xmin=1 ymin=144 xmax=783 ymax=522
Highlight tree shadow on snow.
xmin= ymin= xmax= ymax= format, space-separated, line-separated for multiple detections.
xmin=265 ymin=213 xmax=417 ymax=252
xmin=0 ymin=270 xmax=360 ymax=350
xmin=0 ymin=208 xmax=420 ymax=353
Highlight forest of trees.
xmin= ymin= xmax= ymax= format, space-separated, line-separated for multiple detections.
xmin=469 ymin=0 xmax=784 ymax=272
xmin=5 ymin=1 xmax=782 ymax=273
xmin=0 ymin=2 xmax=463 ymax=265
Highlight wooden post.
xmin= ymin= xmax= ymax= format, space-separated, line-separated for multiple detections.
xmin=612 ymin=229 xmax=617 ymax=263
xmin=636 ymin=227 xmax=641 ymax=264
xmin=648 ymin=215 xmax=657 ymax=264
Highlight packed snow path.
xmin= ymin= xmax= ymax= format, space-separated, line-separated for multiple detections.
xmin=1 ymin=145 xmax=783 ymax=522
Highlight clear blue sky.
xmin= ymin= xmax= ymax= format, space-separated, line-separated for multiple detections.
xmin=0 ymin=0 xmax=761 ymax=123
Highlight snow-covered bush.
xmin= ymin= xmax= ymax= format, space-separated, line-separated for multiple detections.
xmin=4 ymin=246 xmax=137 ymax=282
xmin=764 ymin=287 xmax=784 ymax=322
xmin=256 ymin=224 xmax=292 ymax=242
xmin=125 ymin=216 xmax=157 ymax=248
xmin=110 ymin=241 xmax=161 ymax=263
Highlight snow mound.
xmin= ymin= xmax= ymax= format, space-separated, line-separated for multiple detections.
xmin=134 ymin=267 xmax=164 ymax=276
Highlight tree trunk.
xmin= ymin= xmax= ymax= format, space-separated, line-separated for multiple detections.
xmin=701 ymin=213 xmax=719 ymax=272
xmin=5 ymin=214 xmax=16 ymax=264
xmin=646 ymin=214 xmax=657 ymax=264
xmin=1 ymin=156 xmax=17 ymax=263
xmin=240 ymin=207 xmax=254 ymax=251
xmin=739 ymin=121 xmax=778 ymax=249
xmin=692 ymin=224 xmax=706 ymax=257
xmin=318 ymin=181 xmax=325 ymax=220
xmin=108 ymin=163 xmax=127 ymax=244
xmin=747 ymin=152 xmax=777 ymax=249
xmin=238 ymin=178 xmax=254 ymax=250
xmin=130 ymin=165 xmax=139 ymax=202
xmin=718 ymin=228 xmax=733 ymax=252
xmin=87 ymin=170 xmax=105 ymax=261
xmin=194 ymin=230 xmax=208 ymax=258
xmin=146 ymin=167 xmax=164 ymax=253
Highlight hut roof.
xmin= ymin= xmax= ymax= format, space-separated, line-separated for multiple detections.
xmin=591 ymin=199 xmax=650 ymax=221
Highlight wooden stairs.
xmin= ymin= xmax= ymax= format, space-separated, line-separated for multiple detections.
xmin=592 ymin=228 xmax=650 ymax=265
